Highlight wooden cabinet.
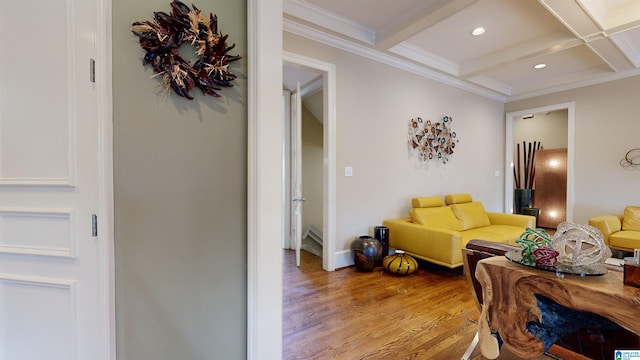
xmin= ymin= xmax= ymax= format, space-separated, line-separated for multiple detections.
xmin=533 ymin=148 xmax=567 ymax=229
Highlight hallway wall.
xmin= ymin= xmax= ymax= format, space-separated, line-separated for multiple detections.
xmin=112 ymin=1 xmax=248 ymax=358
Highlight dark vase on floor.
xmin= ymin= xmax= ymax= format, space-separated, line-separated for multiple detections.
xmin=350 ymin=236 xmax=382 ymax=272
xmin=514 ymin=188 xmax=534 ymax=214
xmin=374 ymin=226 xmax=389 ymax=266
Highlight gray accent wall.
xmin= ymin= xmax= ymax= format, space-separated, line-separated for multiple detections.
xmin=112 ymin=0 xmax=247 ymax=358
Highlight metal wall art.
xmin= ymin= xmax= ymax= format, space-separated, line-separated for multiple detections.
xmin=131 ymin=0 xmax=241 ymax=99
xmin=408 ymin=115 xmax=458 ymax=164
xmin=620 ymin=148 xmax=640 ymax=169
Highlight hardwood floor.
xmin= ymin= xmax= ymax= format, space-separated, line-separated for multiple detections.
xmin=282 ymin=250 xmax=555 ymax=360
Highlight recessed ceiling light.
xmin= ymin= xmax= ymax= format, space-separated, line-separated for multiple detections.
xmin=471 ymin=27 xmax=485 ymax=36
xmin=534 ymin=63 xmax=547 ymax=69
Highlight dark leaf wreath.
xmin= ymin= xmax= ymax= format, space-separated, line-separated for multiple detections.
xmin=131 ymin=0 xmax=241 ymax=99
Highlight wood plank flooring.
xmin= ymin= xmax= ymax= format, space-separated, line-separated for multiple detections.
xmin=282 ymin=249 xmax=555 ymax=360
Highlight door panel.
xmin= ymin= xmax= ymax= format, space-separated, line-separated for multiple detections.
xmin=0 ymin=0 xmax=75 ymax=185
xmin=0 ymin=0 xmax=107 ymax=358
xmin=533 ymin=148 xmax=567 ymax=229
xmin=0 ymin=209 xmax=76 ymax=257
xmin=1 ymin=276 xmax=75 ymax=360
xmin=291 ymin=85 xmax=303 ymax=267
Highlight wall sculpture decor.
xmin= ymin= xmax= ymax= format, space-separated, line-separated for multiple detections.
xmin=620 ymin=148 xmax=640 ymax=169
xmin=131 ymin=0 xmax=241 ymax=99
xmin=407 ymin=115 xmax=458 ymax=164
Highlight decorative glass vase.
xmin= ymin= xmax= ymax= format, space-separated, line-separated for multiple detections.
xmin=382 ymin=250 xmax=418 ymax=276
xmin=350 ymin=236 xmax=382 ymax=272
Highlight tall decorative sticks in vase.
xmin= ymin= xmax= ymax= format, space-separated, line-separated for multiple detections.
xmin=514 ymin=141 xmax=541 ymax=214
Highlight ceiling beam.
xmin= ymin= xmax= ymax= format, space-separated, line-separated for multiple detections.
xmin=541 ymin=0 xmax=638 ymax=72
xmin=459 ymin=32 xmax=582 ymax=78
xmin=375 ymin=0 xmax=477 ymax=50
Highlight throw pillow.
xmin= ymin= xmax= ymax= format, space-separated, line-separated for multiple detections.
xmin=622 ymin=206 xmax=640 ymax=231
xmin=410 ymin=207 xmax=463 ymax=231
xmin=451 ymin=202 xmax=491 ymax=230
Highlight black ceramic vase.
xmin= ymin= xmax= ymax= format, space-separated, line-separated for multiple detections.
xmin=374 ymin=226 xmax=390 ymax=266
xmin=514 ymin=188 xmax=534 ymax=214
xmin=350 ymin=236 xmax=382 ymax=272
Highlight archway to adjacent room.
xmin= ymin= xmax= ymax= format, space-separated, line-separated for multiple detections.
xmin=282 ymin=51 xmax=336 ymax=271
xmin=505 ymin=102 xmax=575 ymax=226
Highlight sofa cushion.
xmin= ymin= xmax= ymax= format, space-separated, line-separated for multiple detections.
xmin=610 ymin=230 xmax=640 ymax=250
xmin=410 ymin=206 xmax=463 ymax=231
xmin=412 ymin=196 xmax=443 ymax=208
xmin=460 ymin=228 xmax=509 ymax=247
xmin=480 ymin=225 xmax=528 ymax=245
xmin=460 ymin=225 xmax=526 ymax=247
xmin=622 ymin=206 xmax=640 ymax=231
xmin=451 ymin=202 xmax=491 ymax=230
xmin=445 ymin=193 xmax=473 ymax=205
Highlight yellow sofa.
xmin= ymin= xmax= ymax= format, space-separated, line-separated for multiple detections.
xmin=589 ymin=206 xmax=640 ymax=252
xmin=382 ymin=194 xmax=535 ymax=268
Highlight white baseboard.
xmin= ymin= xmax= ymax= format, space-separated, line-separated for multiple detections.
xmin=334 ymin=249 xmax=352 ymax=269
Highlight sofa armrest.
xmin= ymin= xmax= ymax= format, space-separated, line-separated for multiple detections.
xmin=487 ymin=212 xmax=535 ymax=228
xmin=588 ymin=215 xmax=622 ymax=243
xmin=383 ymin=218 xmax=463 ymax=268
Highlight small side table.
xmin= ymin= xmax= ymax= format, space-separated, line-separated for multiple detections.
xmin=520 ymin=207 xmax=540 ymax=227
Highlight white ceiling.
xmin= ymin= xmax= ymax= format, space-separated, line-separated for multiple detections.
xmin=283 ymin=0 xmax=640 ymax=102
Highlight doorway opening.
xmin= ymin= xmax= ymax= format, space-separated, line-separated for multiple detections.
xmin=505 ymin=102 xmax=575 ymax=227
xmin=282 ymin=51 xmax=336 ymax=271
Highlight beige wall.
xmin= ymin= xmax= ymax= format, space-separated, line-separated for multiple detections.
xmin=506 ymin=75 xmax=640 ymax=223
xmin=284 ymin=32 xmax=506 ymax=253
xmin=513 ymin=109 xmax=568 ymax=153
xmin=301 ymin=104 xmax=324 ymax=233
xmin=112 ymin=0 xmax=247 ymax=358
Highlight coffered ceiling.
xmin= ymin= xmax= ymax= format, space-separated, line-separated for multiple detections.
xmin=283 ymin=0 xmax=640 ymax=101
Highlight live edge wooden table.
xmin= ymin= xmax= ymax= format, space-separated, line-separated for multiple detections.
xmin=475 ymin=256 xmax=640 ymax=359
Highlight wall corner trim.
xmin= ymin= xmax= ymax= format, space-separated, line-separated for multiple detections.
xmin=247 ymin=0 xmax=284 ymax=359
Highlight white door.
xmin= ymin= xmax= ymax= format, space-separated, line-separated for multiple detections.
xmin=0 ymin=0 xmax=110 ymax=359
xmin=290 ymin=84 xmax=304 ymax=267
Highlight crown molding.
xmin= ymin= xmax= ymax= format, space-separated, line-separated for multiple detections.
xmin=283 ymin=0 xmax=375 ymax=45
xmin=506 ymin=67 xmax=640 ymax=101
xmin=388 ymin=42 xmax=459 ymax=76
xmin=284 ymin=18 xmax=508 ymax=102
xmin=467 ymin=75 xmax=513 ymax=96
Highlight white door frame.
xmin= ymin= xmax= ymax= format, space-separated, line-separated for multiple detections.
xmin=283 ymin=51 xmax=337 ymax=272
xmin=247 ymin=1 xmax=284 ymax=358
xmin=291 ymin=83 xmax=303 ymax=266
xmin=99 ymin=0 xmax=115 ymax=356
xmin=504 ymin=102 xmax=575 ymax=222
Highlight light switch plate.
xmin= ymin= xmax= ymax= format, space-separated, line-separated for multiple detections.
xmin=345 ymin=167 xmax=353 ymax=177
